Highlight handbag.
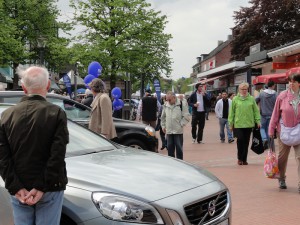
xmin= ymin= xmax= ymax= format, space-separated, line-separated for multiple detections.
xmin=264 ymin=138 xmax=280 ymax=179
xmin=251 ymin=126 xmax=265 ymax=154
xmin=280 ymin=119 xmax=300 ymax=146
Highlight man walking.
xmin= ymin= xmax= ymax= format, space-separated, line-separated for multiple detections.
xmin=188 ymin=83 xmax=209 ymax=143
xmin=137 ymin=89 xmax=161 ymax=129
xmin=161 ymin=92 xmax=190 ymax=160
xmin=0 ymin=66 xmax=69 ymax=225
xmin=215 ymin=91 xmax=234 ymax=143
xmin=255 ymin=80 xmax=277 ymax=147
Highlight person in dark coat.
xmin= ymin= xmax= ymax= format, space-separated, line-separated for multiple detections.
xmin=81 ymin=89 xmax=94 ymax=107
xmin=0 ymin=66 xmax=69 ymax=225
xmin=188 ymin=83 xmax=209 ymax=144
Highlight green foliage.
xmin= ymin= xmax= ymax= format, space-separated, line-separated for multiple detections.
xmin=0 ymin=0 xmax=72 ymax=89
xmin=231 ymin=0 xmax=300 ymax=60
xmin=70 ymin=0 xmax=172 ymax=89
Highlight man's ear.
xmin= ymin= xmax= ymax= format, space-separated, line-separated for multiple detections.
xmin=46 ymin=80 xmax=51 ymax=91
xmin=21 ymin=84 xmax=28 ymax=94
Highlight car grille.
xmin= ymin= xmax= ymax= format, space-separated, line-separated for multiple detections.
xmin=184 ymin=191 xmax=228 ymax=225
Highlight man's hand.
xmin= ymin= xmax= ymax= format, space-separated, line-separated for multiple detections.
xmin=24 ymin=188 xmax=44 ymax=205
xmin=257 ymin=123 xmax=261 ymax=129
xmin=15 ymin=188 xmax=29 ymax=204
xmin=162 ymin=128 xmax=166 ymax=133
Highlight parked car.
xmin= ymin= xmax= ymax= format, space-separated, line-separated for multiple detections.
xmin=0 ymin=91 xmax=157 ymax=152
xmin=0 ymin=108 xmax=231 ymax=225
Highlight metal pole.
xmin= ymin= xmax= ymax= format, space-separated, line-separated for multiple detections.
xmin=74 ymin=62 xmax=79 ymax=101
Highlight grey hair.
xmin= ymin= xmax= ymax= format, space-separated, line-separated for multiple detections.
xmin=166 ymin=91 xmax=177 ymax=97
xmin=18 ymin=66 xmax=49 ymax=92
xmin=238 ymin=82 xmax=249 ymax=89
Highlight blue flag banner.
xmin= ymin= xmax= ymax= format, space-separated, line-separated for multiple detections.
xmin=62 ymin=73 xmax=72 ymax=98
xmin=153 ymin=79 xmax=161 ymax=103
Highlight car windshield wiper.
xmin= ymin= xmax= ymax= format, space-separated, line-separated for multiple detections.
xmin=66 ymin=148 xmax=115 ymax=157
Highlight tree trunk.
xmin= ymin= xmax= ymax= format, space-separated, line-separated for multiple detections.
xmin=12 ymin=62 xmax=20 ymax=90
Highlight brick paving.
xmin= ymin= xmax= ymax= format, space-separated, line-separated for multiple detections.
xmin=156 ymin=113 xmax=300 ymax=225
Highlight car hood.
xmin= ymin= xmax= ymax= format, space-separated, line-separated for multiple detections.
xmin=66 ymin=149 xmax=218 ymax=202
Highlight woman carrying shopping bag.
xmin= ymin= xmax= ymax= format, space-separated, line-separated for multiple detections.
xmin=269 ymin=69 xmax=300 ymax=191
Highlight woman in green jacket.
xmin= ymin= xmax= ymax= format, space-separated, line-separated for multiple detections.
xmin=228 ymin=82 xmax=261 ymax=165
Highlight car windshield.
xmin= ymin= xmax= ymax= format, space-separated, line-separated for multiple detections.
xmin=67 ymin=121 xmax=116 ymax=157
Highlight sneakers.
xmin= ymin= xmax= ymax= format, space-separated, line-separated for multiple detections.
xmin=221 ymin=139 xmax=225 ymax=143
xmin=197 ymin=141 xmax=204 ymax=144
xmin=192 ymin=139 xmax=196 ymax=144
xmin=228 ymin=139 xmax=234 ymax=143
xmin=278 ymin=179 xmax=287 ymax=189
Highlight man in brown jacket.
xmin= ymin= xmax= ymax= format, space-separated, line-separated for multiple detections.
xmin=89 ymin=78 xmax=117 ymax=139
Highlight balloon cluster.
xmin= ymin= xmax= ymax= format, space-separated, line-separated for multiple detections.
xmin=83 ymin=61 xmax=102 ymax=88
xmin=111 ymin=87 xmax=124 ymax=111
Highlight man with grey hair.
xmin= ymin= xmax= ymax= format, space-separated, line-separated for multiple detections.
xmin=0 ymin=66 xmax=69 ymax=225
xmin=161 ymin=91 xmax=190 ymax=160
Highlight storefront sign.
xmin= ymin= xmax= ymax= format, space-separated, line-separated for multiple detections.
xmin=272 ymin=62 xmax=299 ymax=69
xmin=234 ymin=73 xmax=247 ymax=85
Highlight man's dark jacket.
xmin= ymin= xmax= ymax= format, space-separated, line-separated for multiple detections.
xmin=0 ymin=95 xmax=69 ymax=195
xmin=142 ymin=96 xmax=157 ymax=121
xmin=188 ymin=91 xmax=209 ymax=113
xmin=81 ymin=94 xmax=93 ymax=107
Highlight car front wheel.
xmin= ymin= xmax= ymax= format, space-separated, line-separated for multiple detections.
xmin=122 ymin=139 xmax=147 ymax=150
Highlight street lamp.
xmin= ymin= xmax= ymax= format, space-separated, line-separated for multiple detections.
xmin=37 ymin=36 xmax=46 ymax=65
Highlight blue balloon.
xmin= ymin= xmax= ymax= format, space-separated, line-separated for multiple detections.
xmin=84 ymin=74 xmax=96 ymax=85
xmin=111 ymin=87 xmax=122 ymax=99
xmin=88 ymin=61 xmax=102 ymax=78
xmin=113 ymin=99 xmax=124 ymax=111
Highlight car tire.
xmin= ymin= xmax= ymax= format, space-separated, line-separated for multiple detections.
xmin=122 ymin=139 xmax=147 ymax=150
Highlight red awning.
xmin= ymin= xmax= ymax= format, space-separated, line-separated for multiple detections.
xmin=252 ymin=73 xmax=288 ymax=85
xmin=286 ymin=66 xmax=300 ymax=76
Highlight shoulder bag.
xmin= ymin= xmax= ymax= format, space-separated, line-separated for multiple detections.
xmin=280 ymin=119 xmax=300 ymax=146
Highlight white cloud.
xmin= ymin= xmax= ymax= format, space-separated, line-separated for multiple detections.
xmin=57 ymin=0 xmax=250 ymax=79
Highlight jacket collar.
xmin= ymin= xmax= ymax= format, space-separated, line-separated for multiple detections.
xmin=20 ymin=94 xmax=46 ymax=102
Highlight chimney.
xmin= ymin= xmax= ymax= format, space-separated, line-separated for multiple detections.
xmin=218 ymin=40 xmax=223 ymax=46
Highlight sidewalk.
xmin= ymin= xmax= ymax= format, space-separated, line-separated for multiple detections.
xmin=157 ymin=113 xmax=300 ymax=225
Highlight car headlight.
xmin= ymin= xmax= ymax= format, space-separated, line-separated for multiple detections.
xmin=92 ymin=192 xmax=163 ymax=224
xmin=145 ymin=125 xmax=155 ymax=136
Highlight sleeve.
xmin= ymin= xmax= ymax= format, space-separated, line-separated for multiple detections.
xmin=180 ymin=103 xmax=190 ymax=127
xmin=269 ymin=97 xmax=281 ymax=136
xmin=188 ymin=94 xmax=195 ymax=107
xmin=228 ymin=99 xmax=235 ymax=128
xmin=100 ymin=95 xmax=113 ymax=136
xmin=160 ymin=106 xmax=166 ymax=129
xmin=215 ymin=100 xmax=221 ymax=118
xmin=253 ymin=97 xmax=261 ymax=125
xmin=34 ymin=108 xmax=69 ymax=190
xmin=0 ymin=120 xmax=24 ymax=195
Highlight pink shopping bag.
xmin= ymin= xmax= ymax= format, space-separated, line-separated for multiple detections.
xmin=263 ymin=138 xmax=280 ymax=179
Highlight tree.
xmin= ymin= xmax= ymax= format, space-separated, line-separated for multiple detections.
xmin=0 ymin=0 xmax=71 ymax=89
xmin=70 ymin=0 xmax=172 ymax=89
xmin=231 ymin=0 xmax=300 ymax=60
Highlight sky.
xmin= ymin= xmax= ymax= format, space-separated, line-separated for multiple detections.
xmin=57 ymin=0 xmax=250 ymax=80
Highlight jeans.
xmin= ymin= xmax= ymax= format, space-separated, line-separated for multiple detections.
xmin=234 ymin=128 xmax=252 ymax=162
xmin=191 ymin=111 xmax=206 ymax=142
xmin=11 ymin=191 xmax=64 ymax=225
xmin=219 ymin=118 xmax=233 ymax=141
xmin=260 ymin=115 xmax=271 ymax=141
xmin=167 ymin=134 xmax=183 ymax=160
